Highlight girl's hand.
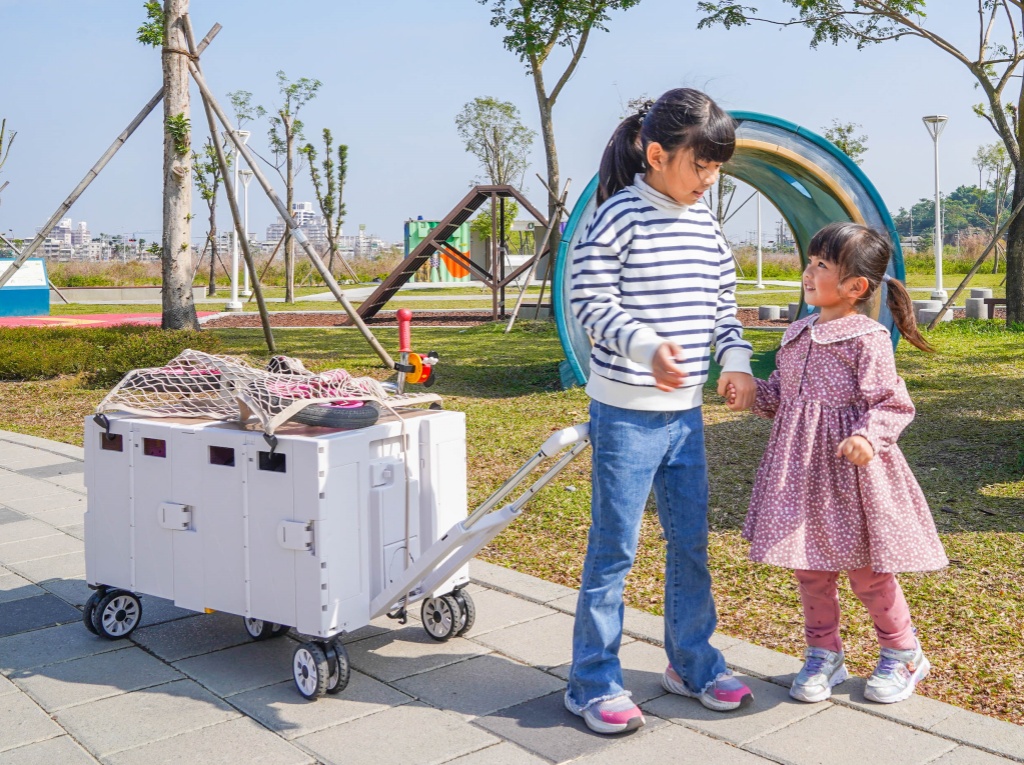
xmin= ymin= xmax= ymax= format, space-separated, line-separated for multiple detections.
xmin=718 ymin=371 xmax=755 ymax=411
xmin=651 ymin=342 xmax=688 ymax=391
xmin=837 ymin=435 xmax=874 ymax=466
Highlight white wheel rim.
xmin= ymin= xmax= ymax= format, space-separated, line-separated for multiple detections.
xmin=101 ymin=595 xmax=139 ymax=636
xmin=244 ymin=618 xmax=264 ymax=637
xmin=294 ymin=648 xmax=318 ymax=696
xmin=424 ymin=598 xmax=454 ymax=636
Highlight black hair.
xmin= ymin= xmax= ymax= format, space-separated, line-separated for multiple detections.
xmin=598 ymin=88 xmax=736 ymax=204
xmin=808 ymin=222 xmax=933 ymax=352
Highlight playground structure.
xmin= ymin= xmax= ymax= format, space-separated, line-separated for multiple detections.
xmin=553 ymin=112 xmax=909 ymax=387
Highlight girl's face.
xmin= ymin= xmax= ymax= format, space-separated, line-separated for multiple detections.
xmin=803 ymin=255 xmax=868 ymax=316
xmin=644 ymin=145 xmax=721 ymax=205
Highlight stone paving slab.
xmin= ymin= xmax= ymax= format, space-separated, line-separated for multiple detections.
xmin=0 ymin=532 xmax=83 ymax=564
xmin=825 ymin=674 xmax=961 ymax=730
xmin=2 ymin=488 xmax=85 ymax=514
xmin=0 ymin=623 xmax=122 ymax=675
xmin=392 ymin=653 xmax=566 ymax=720
xmin=0 ymin=592 xmax=82 ymax=636
xmin=53 ymin=678 xmax=240 ymax=758
xmin=0 ymin=518 xmax=61 ymax=545
xmin=37 ymin=575 xmax=92 ymax=607
xmin=131 ymin=611 xmax=252 ymax=662
xmin=572 ymin=720 xmax=777 ymax=764
xmin=0 ymin=571 xmax=44 ymax=604
xmin=550 ymin=638 xmax=670 ymax=706
xmin=932 ymin=709 xmax=1024 ymax=761
xmin=0 ymin=734 xmax=99 ymax=765
xmin=172 ymin=635 xmax=302 ymax=697
xmin=932 ymin=747 xmax=1021 ymax=764
xmin=472 ymin=612 xmax=585 ymax=670
xmin=229 ymin=673 xmax=413 ymax=740
xmin=0 ymin=690 xmax=64 ymax=753
xmin=12 ymin=646 xmax=182 ymax=712
xmin=345 ymin=623 xmax=492 ymax=683
xmin=442 ymin=741 xmax=549 ymax=765
xmin=103 ymin=716 xmax=313 ymax=765
xmin=747 ymin=704 xmax=957 ymax=765
xmin=8 ymin=550 xmax=87 ymax=582
xmin=474 ymin=690 xmax=668 ymax=764
xmin=0 ymin=505 xmax=26 ymax=524
xmin=295 ymin=701 xmax=499 ymax=765
xmin=458 ymin=587 xmax=558 ymax=636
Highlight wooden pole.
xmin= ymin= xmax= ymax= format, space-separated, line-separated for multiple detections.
xmin=182 ymin=15 xmax=275 ymax=354
xmin=0 ymin=25 xmax=222 ymax=290
xmin=927 ymin=193 xmax=1024 ymax=329
xmin=248 ymin=232 xmax=286 ymax=303
xmin=187 ymin=60 xmax=394 ymax=368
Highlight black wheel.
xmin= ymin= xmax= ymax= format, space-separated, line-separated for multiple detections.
xmin=243 ymin=617 xmax=278 ymax=641
xmin=421 ymin=594 xmax=462 ymax=642
xmin=325 ymin=638 xmax=351 ymax=695
xmin=453 ymin=590 xmax=476 ymax=637
xmin=290 ymin=400 xmax=382 ymax=429
xmin=93 ymin=590 xmax=142 ymax=640
xmin=270 ymin=623 xmax=291 ymax=638
xmin=293 ymin=642 xmax=329 ymax=700
xmin=83 ymin=589 xmax=105 ymax=635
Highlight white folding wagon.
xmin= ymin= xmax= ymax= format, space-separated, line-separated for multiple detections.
xmin=82 ymin=350 xmax=589 ymax=700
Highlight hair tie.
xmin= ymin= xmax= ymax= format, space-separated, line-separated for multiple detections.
xmin=882 ymin=273 xmax=892 ymax=283
xmin=636 ymin=100 xmax=653 ymax=121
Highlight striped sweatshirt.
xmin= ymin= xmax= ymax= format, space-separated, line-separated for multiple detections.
xmin=570 ymin=174 xmax=753 ymax=411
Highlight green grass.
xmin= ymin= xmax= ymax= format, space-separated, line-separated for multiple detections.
xmin=0 ymin=319 xmax=1020 ymax=724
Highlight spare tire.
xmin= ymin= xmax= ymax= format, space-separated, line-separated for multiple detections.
xmin=266 ymin=395 xmax=382 ymax=430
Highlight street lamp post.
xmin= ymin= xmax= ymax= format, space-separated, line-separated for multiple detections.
xmin=223 ymin=129 xmax=250 ymax=311
xmin=755 ymin=191 xmax=764 ymax=289
xmin=922 ymin=115 xmax=948 ymax=300
xmin=240 ymin=169 xmax=254 ymax=297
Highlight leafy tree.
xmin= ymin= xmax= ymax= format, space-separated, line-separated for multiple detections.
xmin=823 ymin=119 xmax=868 ymax=165
xmin=974 ymin=141 xmax=1015 ymax=272
xmin=455 ymin=97 xmax=536 ymax=188
xmin=192 ymin=138 xmax=229 ymax=295
xmin=480 ymin=0 xmax=643 ymax=255
xmin=698 ymin=1 xmax=1024 ymax=323
xmin=0 ymin=119 xmax=15 ymax=177
xmin=265 ymin=72 xmax=321 ymax=303
xmin=300 ymin=130 xmax=356 ymax=280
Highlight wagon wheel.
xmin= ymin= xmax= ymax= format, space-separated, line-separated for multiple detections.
xmin=325 ymin=638 xmax=351 ymax=695
xmin=243 ymin=617 xmax=280 ymax=641
xmin=420 ymin=594 xmax=463 ymax=642
xmin=453 ymin=590 xmax=476 ymax=636
xmin=293 ymin=642 xmax=329 ymax=700
xmin=82 ymin=588 xmax=106 ymax=636
xmin=93 ymin=590 xmax=143 ymax=640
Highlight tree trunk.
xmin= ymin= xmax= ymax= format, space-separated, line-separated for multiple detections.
xmin=161 ymin=0 xmax=197 ymax=330
xmin=1006 ymin=170 xmax=1024 ymax=324
xmin=532 ymin=67 xmax=561 ymax=275
xmin=285 ymin=118 xmax=295 ymax=304
xmin=207 ymin=202 xmax=218 ymax=296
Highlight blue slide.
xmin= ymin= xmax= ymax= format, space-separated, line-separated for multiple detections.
xmin=553 ymin=112 xmax=906 ymax=387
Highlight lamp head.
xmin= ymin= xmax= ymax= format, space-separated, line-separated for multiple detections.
xmin=922 ymin=115 xmax=948 ymax=140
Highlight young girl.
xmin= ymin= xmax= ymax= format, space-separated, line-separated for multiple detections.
xmin=735 ymin=222 xmax=947 ymax=705
xmin=566 ymin=88 xmax=757 ymax=735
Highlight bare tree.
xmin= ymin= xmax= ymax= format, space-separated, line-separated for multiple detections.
xmin=266 ymin=72 xmax=321 ymax=303
xmin=192 ymin=138 xmax=228 ymax=295
xmin=698 ymin=1 xmax=1024 ymax=324
xmin=300 ymin=130 xmax=357 ymax=281
xmin=974 ymin=141 xmax=1014 ymax=273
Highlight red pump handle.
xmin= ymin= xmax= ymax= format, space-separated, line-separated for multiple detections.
xmin=397 ymin=308 xmax=412 ymax=353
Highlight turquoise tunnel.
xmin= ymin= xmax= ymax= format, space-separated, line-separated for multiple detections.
xmin=553 ymin=111 xmax=906 ymax=387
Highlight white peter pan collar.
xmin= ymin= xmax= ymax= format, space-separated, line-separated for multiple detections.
xmin=781 ymin=312 xmax=888 ymax=347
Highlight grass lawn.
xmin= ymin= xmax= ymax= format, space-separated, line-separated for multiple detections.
xmin=0 ymin=319 xmax=1020 ymax=724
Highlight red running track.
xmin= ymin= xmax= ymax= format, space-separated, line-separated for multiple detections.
xmin=0 ymin=313 xmax=217 ymax=328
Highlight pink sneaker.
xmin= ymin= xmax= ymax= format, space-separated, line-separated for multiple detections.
xmin=564 ymin=692 xmax=645 ymax=734
xmin=662 ymin=666 xmax=753 ymax=711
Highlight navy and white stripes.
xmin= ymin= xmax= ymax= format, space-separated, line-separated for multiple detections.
xmin=570 ymin=183 xmax=751 ymax=402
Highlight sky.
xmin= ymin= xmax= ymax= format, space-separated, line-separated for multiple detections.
xmin=0 ymin=1 xmax=1013 ymax=247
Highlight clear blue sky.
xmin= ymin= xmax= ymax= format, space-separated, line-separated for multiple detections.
xmin=0 ymin=1 xmax=1006 ymax=245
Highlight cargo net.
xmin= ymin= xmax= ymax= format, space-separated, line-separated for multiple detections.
xmin=95 ymin=349 xmax=440 ymax=435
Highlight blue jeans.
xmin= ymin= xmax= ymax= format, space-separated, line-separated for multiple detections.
xmin=567 ymin=400 xmax=727 ymax=707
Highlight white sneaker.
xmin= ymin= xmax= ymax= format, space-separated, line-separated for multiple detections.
xmin=790 ymin=647 xmax=849 ymax=703
xmin=564 ymin=692 xmax=645 ymax=734
xmin=864 ymin=641 xmax=930 ymax=704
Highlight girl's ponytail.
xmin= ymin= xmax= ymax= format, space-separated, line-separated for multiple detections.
xmin=885 ymin=277 xmax=934 ymax=352
xmin=598 ymin=113 xmax=646 ymax=204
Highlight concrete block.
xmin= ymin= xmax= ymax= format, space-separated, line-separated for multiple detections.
xmin=0 ymin=533 xmax=82 ymax=565
xmin=392 ymin=653 xmax=565 ymax=719
xmin=789 ymin=302 xmax=802 ymax=322
xmin=919 ymin=308 xmax=953 ymax=324
xmin=721 ymin=639 xmax=804 ymax=680
xmin=103 ymin=717 xmax=313 ymax=765
xmin=824 ymin=676 xmax=959 ymax=731
xmin=39 ymin=577 xmax=91 ymax=607
xmin=0 ymin=519 xmax=59 ymax=546
xmin=0 ymin=506 xmax=25 ymax=525
xmin=966 ymin=297 xmax=988 ymax=319
xmin=970 ymin=288 xmax=994 ymax=299
xmin=473 ymin=612 xmax=583 ymax=669
xmin=13 ymin=646 xmax=182 ymax=712
xmin=0 ymin=572 xmax=44 ymax=604
xmin=645 ymin=674 xmax=818 ymax=747
xmin=0 ymin=593 xmax=81 ymax=637
xmin=173 ymin=635 xmax=301 ymax=697
xmin=230 ymin=673 xmax=412 ymax=740
xmin=747 ymin=705 xmax=955 ymax=765
xmin=475 ymin=690 xmax=667 ymax=764
xmin=443 ymin=741 xmax=549 ymax=765
xmin=131 ymin=612 xmax=251 ymax=662
xmin=779 ymin=307 xmax=789 ymax=319
xmin=930 ymin=709 xmax=1024 ymax=761
xmin=914 ymin=300 xmax=944 ymax=322
xmin=297 ymin=702 xmax=499 ymax=765
xmin=9 ymin=551 xmax=86 ymax=583
xmin=572 ymin=723 xmax=774 ymax=764
xmin=456 ymin=588 xmax=556 ymax=637
xmin=0 ymin=735 xmax=98 ymax=765
xmin=345 ymin=623 xmax=490 ymax=683
xmin=0 ymin=623 xmax=122 ymax=675
xmin=470 ymin=559 xmax=578 ymax=605
xmin=0 ymin=691 xmax=63 ymax=753
xmin=16 ymin=461 xmax=84 ymax=481
xmin=53 ymin=679 xmax=239 ymax=758
xmin=2 ymin=490 xmax=85 ymax=516
xmin=929 ymin=746 xmax=1021 ymax=764
xmin=758 ymin=305 xmax=781 ymax=320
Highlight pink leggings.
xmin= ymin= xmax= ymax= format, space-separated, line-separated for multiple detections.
xmin=794 ymin=566 xmax=915 ymax=653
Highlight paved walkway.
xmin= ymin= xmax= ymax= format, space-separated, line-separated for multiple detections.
xmin=1 ymin=429 xmax=1021 ymax=764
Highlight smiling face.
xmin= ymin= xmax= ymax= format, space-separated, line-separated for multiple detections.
xmin=803 ymin=254 xmax=869 ymax=320
xmin=644 ymin=145 xmax=721 ymax=205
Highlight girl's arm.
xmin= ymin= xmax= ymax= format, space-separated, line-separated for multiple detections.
xmin=712 ymin=222 xmax=753 ymax=374
xmin=750 ymin=370 xmax=782 ymax=418
xmin=569 ymin=203 xmax=663 ymax=367
xmin=849 ymin=331 xmax=916 ymax=454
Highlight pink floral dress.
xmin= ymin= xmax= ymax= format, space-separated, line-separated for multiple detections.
xmin=744 ymin=313 xmax=948 ymax=573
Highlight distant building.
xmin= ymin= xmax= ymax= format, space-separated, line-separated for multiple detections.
xmin=266 ymin=201 xmax=332 ymax=249
xmin=71 ymin=221 xmax=90 ymax=247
